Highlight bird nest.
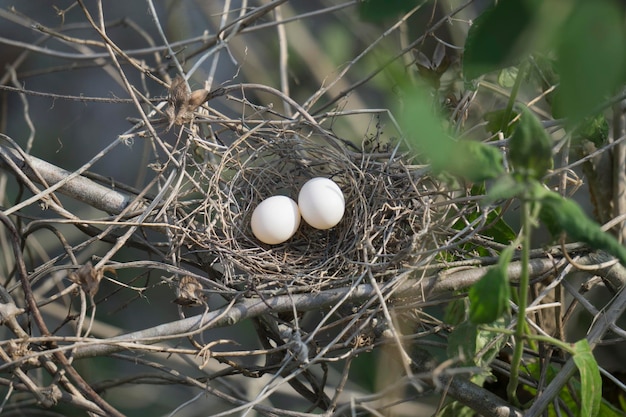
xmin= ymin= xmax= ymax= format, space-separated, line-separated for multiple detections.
xmin=177 ymin=127 xmax=455 ymax=292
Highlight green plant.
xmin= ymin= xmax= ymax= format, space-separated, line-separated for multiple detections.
xmin=401 ymin=0 xmax=626 ymax=415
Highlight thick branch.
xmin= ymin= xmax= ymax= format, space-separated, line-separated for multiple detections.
xmin=442 ymin=377 xmax=523 ymax=417
xmin=0 ymin=144 xmax=132 ymax=214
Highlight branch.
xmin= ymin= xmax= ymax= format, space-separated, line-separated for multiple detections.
xmin=0 ymin=213 xmax=122 ymax=417
xmin=0 ymin=144 xmax=132 ymax=214
xmin=430 ymin=257 xmax=558 ymax=292
xmin=441 ymin=377 xmax=523 ymax=417
xmin=71 ymin=258 xmax=561 ymax=359
xmin=73 ymin=285 xmax=372 ymax=359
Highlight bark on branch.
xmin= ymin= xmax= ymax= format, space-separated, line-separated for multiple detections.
xmin=0 ymin=144 xmax=132 ymax=215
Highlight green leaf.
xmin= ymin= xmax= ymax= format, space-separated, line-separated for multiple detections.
xmin=448 ymin=319 xmax=508 ymax=368
xmin=484 ymin=108 xmax=519 ymax=137
xmin=524 ymin=360 xmax=623 ymax=417
xmin=463 ymin=0 xmax=537 ymax=80
xmin=448 ymin=321 xmax=479 ymax=361
xmin=554 ymin=1 xmax=626 ymax=123
xmin=469 ymin=268 xmax=509 ymax=324
xmin=533 ymin=53 xmax=560 ymax=101
xmin=573 ymin=114 xmax=609 ymax=148
xmin=509 ymin=106 xmax=553 ymax=179
xmin=475 ymin=318 xmax=509 ymax=367
xmin=444 ymin=298 xmax=467 ymax=326
xmin=498 ymin=67 xmax=519 ymax=88
xmin=485 ymin=174 xmax=526 ymax=204
xmin=454 ymin=206 xmax=516 ymax=247
xmin=483 ymin=211 xmax=517 ymax=245
xmin=469 ymin=246 xmax=513 ymax=324
xmin=451 ymin=184 xmax=516 ymax=256
xmin=450 ymin=141 xmax=504 ymax=183
xmin=572 ymin=339 xmax=602 ymax=417
xmin=537 ymin=187 xmax=626 ymax=266
xmin=401 ymin=89 xmax=504 ymax=182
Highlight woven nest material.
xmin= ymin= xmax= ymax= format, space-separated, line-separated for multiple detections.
xmin=179 ymin=130 xmax=453 ymax=291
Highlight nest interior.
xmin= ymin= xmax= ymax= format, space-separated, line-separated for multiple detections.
xmin=178 ymin=130 xmax=452 ymax=291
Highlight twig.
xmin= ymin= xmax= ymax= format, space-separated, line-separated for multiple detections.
xmin=274 ymin=4 xmax=291 ymax=114
xmin=0 ymin=213 xmax=122 ymax=417
xmin=613 ymin=97 xmax=626 ymax=242
xmin=525 ymin=268 xmax=626 ymax=416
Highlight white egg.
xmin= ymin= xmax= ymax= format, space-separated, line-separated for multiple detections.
xmin=250 ymin=196 xmax=301 ymax=245
xmin=298 ymin=177 xmax=345 ymax=230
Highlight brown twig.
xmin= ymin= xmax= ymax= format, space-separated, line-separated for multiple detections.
xmin=0 ymin=213 xmax=122 ymax=416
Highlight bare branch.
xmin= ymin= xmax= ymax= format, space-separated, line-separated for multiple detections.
xmin=0 ymin=144 xmax=132 ymax=214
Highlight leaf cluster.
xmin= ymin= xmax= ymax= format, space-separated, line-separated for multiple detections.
xmin=399 ymin=1 xmax=626 ymax=415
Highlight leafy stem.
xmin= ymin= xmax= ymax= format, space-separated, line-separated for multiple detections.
xmin=506 ymin=193 xmax=533 ymax=405
xmin=480 ymin=325 xmax=575 ymax=356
